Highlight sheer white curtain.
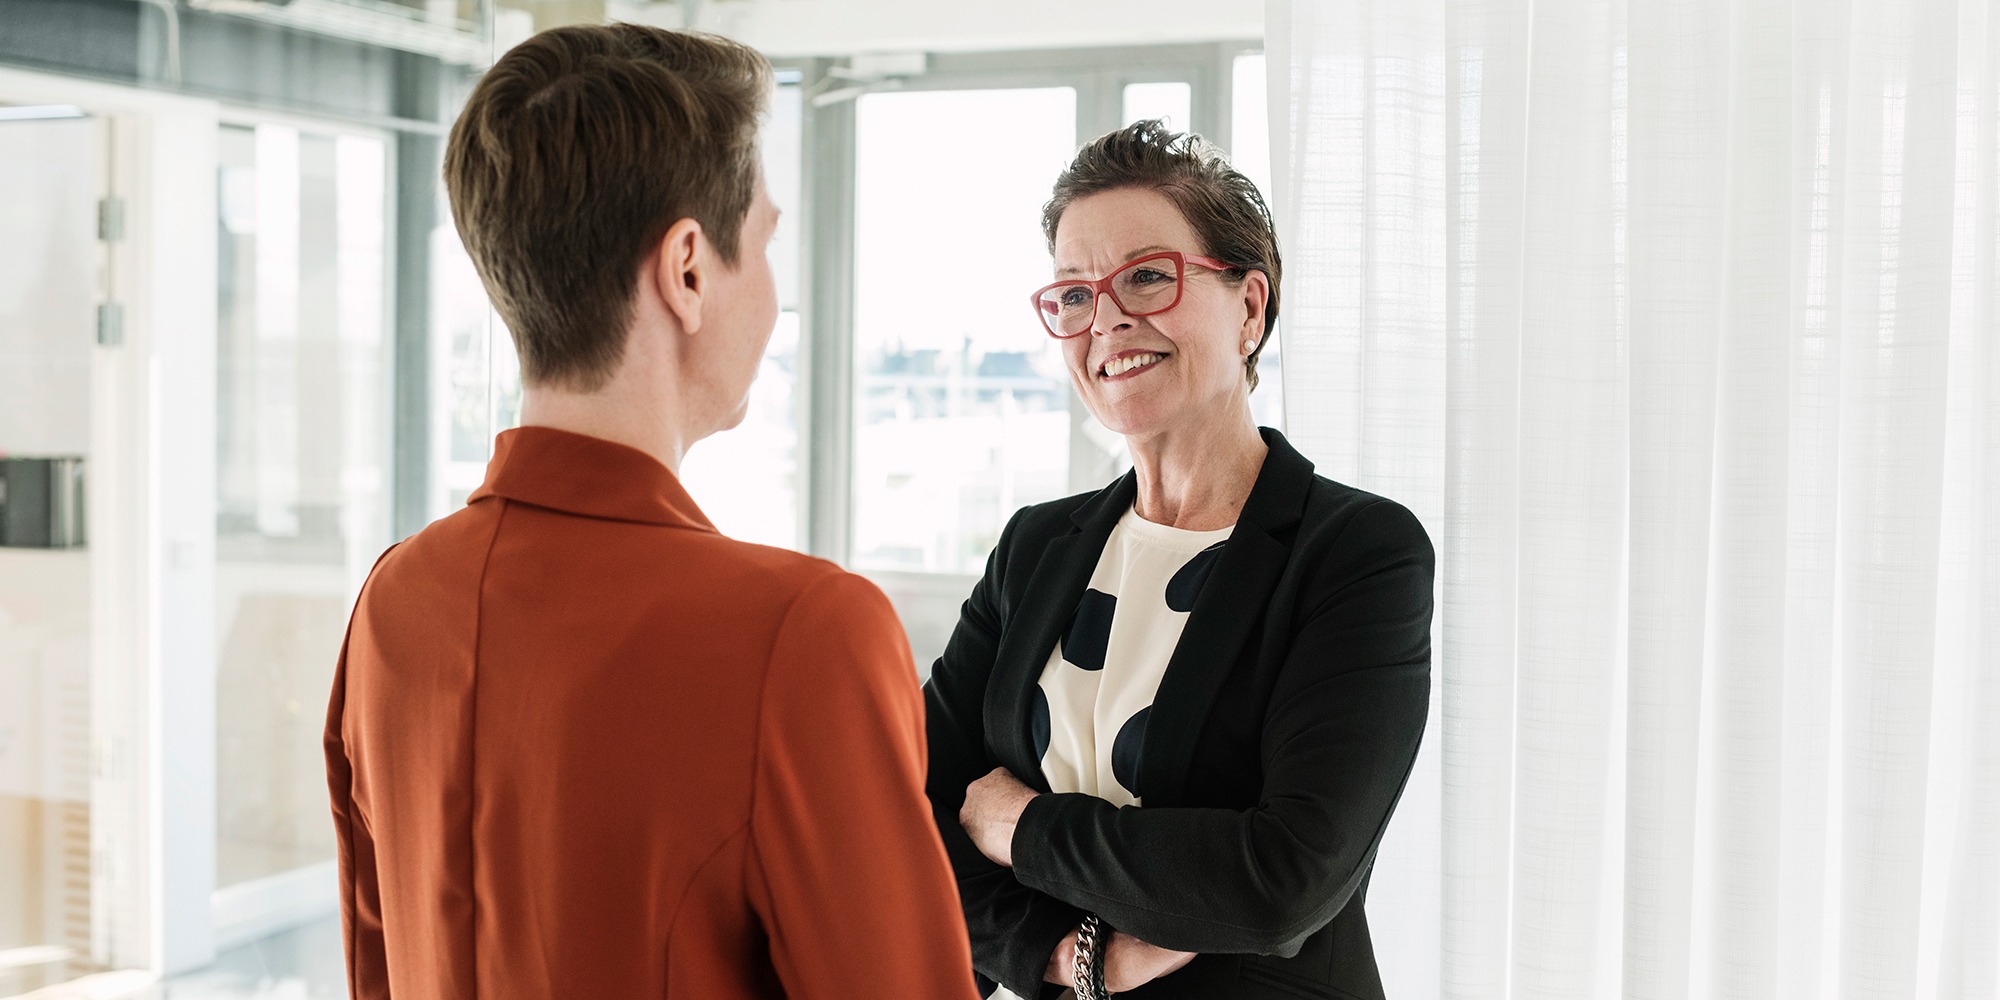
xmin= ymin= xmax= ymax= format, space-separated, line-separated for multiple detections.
xmin=1266 ymin=0 xmax=1999 ymax=998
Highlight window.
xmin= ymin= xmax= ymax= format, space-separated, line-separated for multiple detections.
xmin=850 ymin=86 xmax=1079 ymax=573
xmin=434 ymin=199 xmax=502 ymax=514
xmin=1123 ymin=80 xmax=1192 ymax=131
xmin=1231 ymin=52 xmax=1272 ymax=195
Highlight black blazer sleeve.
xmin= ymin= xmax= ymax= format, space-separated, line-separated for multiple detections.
xmin=1007 ymin=499 xmax=1433 ymax=957
xmin=925 ymin=508 xmax=1083 ymax=999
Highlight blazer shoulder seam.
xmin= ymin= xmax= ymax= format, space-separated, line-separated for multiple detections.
xmin=464 ymin=495 xmax=510 ymax=998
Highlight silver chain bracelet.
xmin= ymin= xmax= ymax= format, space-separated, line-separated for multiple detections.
xmin=1073 ymin=913 xmax=1109 ymax=1000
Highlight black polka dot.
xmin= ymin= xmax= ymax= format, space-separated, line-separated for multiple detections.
xmin=1165 ymin=541 xmax=1226 ymax=613
xmin=1061 ymin=588 xmax=1116 ymax=671
xmin=975 ymin=971 xmax=997 ymax=997
xmin=1112 ymin=706 xmax=1151 ymax=797
xmin=1030 ymin=685 xmax=1051 ymax=760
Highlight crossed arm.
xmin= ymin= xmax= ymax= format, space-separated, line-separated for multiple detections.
xmin=958 ymin=766 xmax=1199 ymax=993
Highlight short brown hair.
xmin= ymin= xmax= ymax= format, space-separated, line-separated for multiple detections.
xmin=1041 ymin=119 xmax=1282 ymax=390
xmin=444 ymin=24 xmax=771 ymax=390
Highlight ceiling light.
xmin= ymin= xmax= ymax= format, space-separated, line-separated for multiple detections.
xmin=0 ymin=105 xmax=88 ymax=121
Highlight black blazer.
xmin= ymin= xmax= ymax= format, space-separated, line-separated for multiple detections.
xmin=924 ymin=427 xmax=1433 ymax=1000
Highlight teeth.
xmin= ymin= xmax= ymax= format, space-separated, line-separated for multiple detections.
xmin=1102 ymin=352 xmax=1163 ymax=377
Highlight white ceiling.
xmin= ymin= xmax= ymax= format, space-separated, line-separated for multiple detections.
xmin=612 ymin=0 xmax=1265 ymax=58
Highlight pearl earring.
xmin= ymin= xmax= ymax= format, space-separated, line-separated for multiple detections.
xmin=1244 ymin=340 xmax=1257 ymax=353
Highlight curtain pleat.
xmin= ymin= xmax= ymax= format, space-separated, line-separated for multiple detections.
xmin=1933 ymin=8 xmax=2000 ymax=998
xmin=1622 ymin=0 xmax=1729 ymax=995
xmin=1507 ymin=0 xmax=1630 ymax=997
xmin=1440 ymin=0 xmax=1532 ymax=997
xmin=1834 ymin=0 xmax=1960 ymax=995
xmin=1773 ymin=5 xmax=1851 ymax=997
xmin=1698 ymin=0 xmax=1795 ymax=997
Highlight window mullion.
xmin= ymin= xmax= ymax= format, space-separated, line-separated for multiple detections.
xmin=802 ymin=58 xmax=859 ymax=566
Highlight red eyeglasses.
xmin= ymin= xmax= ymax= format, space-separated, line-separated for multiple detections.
xmin=1029 ymin=251 xmax=1241 ymax=339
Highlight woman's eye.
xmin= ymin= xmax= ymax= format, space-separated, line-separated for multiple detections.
xmin=1059 ymin=287 xmax=1092 ymax=308
xmin=1130 ymin=267 xmax=1174 ymax=285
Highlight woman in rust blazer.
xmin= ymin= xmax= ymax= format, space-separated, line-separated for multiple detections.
xmin=326 ymin=428 xmax=977 ymax=999
xmin=325 ymin=24 xmax=976 ymax=1000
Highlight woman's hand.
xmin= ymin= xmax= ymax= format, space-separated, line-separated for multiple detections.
xmin=1041 ymin=929 xmax=1198 ymax=991
xmin=959 ymin=767 xmax=1038 ymax=868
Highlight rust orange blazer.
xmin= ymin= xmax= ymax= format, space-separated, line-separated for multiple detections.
xmin=324 ymin=427 xmax=977 ymax=1000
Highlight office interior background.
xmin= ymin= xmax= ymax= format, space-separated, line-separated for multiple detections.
xmin=0 ymin=0 xmax=1994 ymax=998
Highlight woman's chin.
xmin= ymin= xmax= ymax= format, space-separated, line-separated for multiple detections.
xmin=1092 ymin=402 xmax=1173 ymax=441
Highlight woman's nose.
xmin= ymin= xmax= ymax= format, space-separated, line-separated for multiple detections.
xmin=1091 ymin=290 xmax=1134 ymax=335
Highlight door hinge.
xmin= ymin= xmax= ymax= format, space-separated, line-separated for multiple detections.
xmin=98 ymin=197 xmax=125 ymax=242
xmin=97 ymin=302 xmax=124 ymax=346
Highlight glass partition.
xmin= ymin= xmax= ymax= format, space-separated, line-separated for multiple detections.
xmin=213 ymin=122 xmax=390 ymax=890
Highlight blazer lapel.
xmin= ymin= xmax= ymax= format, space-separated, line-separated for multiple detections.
xmin=984 ymin=473 xmax=1136 ymax=792
xmin=1140 ymin=429 xmax=1314 ymax=807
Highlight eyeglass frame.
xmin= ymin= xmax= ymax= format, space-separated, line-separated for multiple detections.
xmin=1029 ymin=250 xmax=1246 ymax=339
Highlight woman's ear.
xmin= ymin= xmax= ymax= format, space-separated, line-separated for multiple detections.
xmin=650 ymin=217 xmax=708 ymax=335
xmin=1240 ymin=269 xmax=1270 ymax=339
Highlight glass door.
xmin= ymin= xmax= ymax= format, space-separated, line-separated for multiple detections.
xmin=0 ymin=109 xmax=111 ymax=996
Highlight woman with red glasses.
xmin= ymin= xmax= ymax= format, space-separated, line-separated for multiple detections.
xmin=925 ymin=119 xmax=1435 ymax=1000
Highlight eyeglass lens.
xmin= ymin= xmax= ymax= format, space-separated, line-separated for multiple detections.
xmin=1037 ymin=257 xmax=1183 ymax=336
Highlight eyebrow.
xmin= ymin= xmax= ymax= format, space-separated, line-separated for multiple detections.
xmin=1055 ymin=245 xmax=1176 ymax=279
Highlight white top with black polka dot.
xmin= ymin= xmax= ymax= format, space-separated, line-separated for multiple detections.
xmin=1032 ymin=504 xmax=1233 ymax=807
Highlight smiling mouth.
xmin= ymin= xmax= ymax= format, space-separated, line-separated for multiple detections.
xmin=1100 ymin=352 xmax=1168 ymax=379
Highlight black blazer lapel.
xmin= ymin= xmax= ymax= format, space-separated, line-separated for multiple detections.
xmin=984 ymin=472 xmax=1137 ymax=791
xmin=1140 ymin=429 xmax=1315 ymax=806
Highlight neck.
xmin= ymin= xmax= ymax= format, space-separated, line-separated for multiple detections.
xmin=519 ymin=372 xmax=694 ymax=474
xmin=1125 ymin=401 xmax=1266 ymax=530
